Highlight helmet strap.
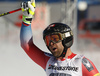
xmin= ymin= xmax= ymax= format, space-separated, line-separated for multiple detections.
xmin=59 ymin=40 xmax=68 ymax=58
xmin=59 ymin=47 xmax=68 ymax=57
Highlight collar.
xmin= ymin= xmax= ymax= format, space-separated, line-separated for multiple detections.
xmin=60 ymin=53 xmax=76 ymax=61
xmin=67 ymin=53 xmax=76 ymax=59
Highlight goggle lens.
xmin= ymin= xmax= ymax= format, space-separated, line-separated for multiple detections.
xmin=45 ymin=34 xmax=62 ymax=46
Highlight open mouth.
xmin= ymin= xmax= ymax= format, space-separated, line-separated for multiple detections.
xmin=52 ymin=48 xmax=57 ymax=51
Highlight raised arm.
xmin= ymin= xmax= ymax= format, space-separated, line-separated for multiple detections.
xmin=20 ymin=1 xmax=50 ymax=69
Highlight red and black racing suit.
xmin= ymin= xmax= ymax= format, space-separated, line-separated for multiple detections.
xmin=20 ymin=22 xmax=100 ymax=76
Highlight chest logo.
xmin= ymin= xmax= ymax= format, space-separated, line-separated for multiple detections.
xmin=48 ymin=64 xmax=78 ymax=72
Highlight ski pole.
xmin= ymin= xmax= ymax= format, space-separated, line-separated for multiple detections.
xmin=0 ymin=8 xmax=21 ymax=17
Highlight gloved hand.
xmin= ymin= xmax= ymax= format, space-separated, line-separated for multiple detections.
xmin=21 ymin=1 xmax=35 ymax=24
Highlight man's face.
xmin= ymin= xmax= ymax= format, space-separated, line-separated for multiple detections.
xmin=44 ymin=33 xmax=64 ymax=58
xmin=48 ymin=41 xmax=64 ymax=58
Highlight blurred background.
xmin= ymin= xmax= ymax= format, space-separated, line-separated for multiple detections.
xmin=0 ymin=0 xmax=100 ymax=76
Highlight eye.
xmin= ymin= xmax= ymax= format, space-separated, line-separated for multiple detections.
xmin=53 ymin=38 xmax=59 ymax=42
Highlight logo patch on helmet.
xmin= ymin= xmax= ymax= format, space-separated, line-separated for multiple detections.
xmin=47 ymin=24 xmax=55 ymax=30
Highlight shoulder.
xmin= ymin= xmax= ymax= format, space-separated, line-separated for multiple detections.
xmin=82 ymin=57 xmax=94 ymax=72
xmin=82 ymin=57 xmax=99 ymax=76
xmin=72 ymin=54 xmax=84 ymax=60
xmin=70 ymin=54 xmax=84 ymax=66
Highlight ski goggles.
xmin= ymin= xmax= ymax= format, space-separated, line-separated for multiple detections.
xmin=44 ymin=32 xmax=72 ymax=46
xmin=45 ymin=33 xmax=62 ymax=46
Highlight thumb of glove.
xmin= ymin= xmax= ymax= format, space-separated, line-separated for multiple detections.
xmin=28 ymin=1 xmax=35 ymax=16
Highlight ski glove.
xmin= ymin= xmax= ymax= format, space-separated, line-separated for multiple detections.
xmin=21 ymin=1 xmax=35 ymax=24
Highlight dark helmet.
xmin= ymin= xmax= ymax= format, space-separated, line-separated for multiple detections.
xmin=43 ymin=23 xmax=73 ymax=48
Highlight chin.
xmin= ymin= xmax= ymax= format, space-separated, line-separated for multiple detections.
xmin=51 ymin=51 xmax=62 ymax=58
xmin=53 ymin=54 xmax=61 ymax=58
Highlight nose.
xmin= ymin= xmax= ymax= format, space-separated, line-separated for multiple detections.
xmin=49 ymin=40 xmax=55 ymax=46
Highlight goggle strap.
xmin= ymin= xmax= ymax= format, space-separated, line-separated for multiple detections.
xmin=62 ymin=31 xmax=73 ymax=39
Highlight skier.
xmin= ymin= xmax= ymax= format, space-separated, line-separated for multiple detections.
xmin=20 ymin=1 xmax=100 ymax=76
